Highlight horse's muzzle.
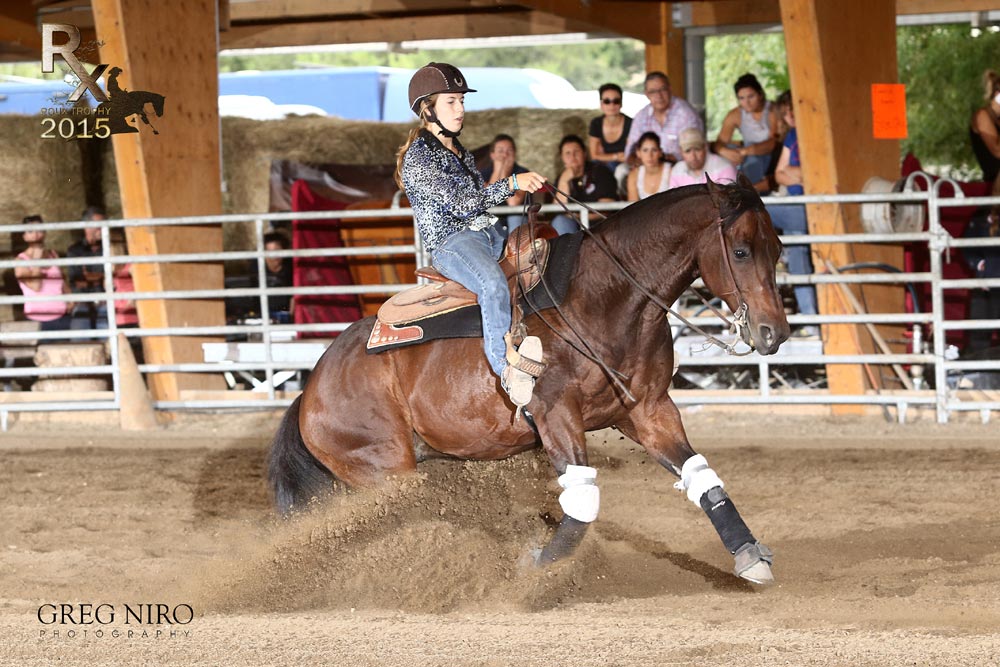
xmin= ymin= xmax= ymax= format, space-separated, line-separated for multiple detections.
xmin=753 ymin=322 xmax=788 ymax=355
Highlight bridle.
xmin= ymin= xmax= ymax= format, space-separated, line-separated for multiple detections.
xmin=514 ymin=184 xmax=758 ymax=402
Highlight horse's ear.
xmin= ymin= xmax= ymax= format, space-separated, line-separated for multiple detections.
xmin=705 ymin=173 xmax=726 ymax=210
xmin=737 ymin=171 xmax=755 ymax=191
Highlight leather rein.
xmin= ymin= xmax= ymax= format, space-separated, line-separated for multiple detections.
xmin=510 ymin=183 xmax=758 ymax=403
xmin=537 ymin=182 xmax=755 ymax=357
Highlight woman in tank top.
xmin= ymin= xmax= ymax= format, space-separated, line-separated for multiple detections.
xmin=971 ymin=69 xmax=1000 ymax=184
xmin=714 ymin=73 xmax=778 ymax=189
xmin=14 ymin=215 xmax=71 ymax=331
xmin=626 ymin=132 xmax=671 ymax=201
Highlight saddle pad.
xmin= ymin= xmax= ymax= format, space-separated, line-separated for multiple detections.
xmin=367 ymin=231 xmax=583 ymax=354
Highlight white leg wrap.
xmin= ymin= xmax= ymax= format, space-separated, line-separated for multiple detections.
xmin=557 ymin=464 xmax=600 ymax=523
xmin=673 ymin=454 xmax=725 ymax=506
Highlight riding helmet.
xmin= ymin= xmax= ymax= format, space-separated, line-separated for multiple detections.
xmin=408 ymin=62 xmax=476 ymax=115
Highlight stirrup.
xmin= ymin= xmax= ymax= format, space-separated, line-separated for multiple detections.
xmin=501 ymin=335 xmax=543 ymax=415
xmin=504 ymin=332 xmax=546 ymax=378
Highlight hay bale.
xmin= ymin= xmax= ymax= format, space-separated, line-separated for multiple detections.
xmin=33 ymin=342 xmax=109 ymax=393
xmin=221 ymin=116 xmax=411 ymax=214
xmin=0 ymin=114 xmax=88 ymax=253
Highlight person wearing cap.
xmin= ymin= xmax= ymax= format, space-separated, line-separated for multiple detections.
xmin=667 ymin=128 xmax=738 ymax=189
xmin=624 ymin=72 xmax=703 ymax=162
xmin=393 ymin=62 xmax=549 ymax=409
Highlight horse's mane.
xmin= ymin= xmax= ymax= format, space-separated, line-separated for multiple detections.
xmin=596 ymin=179 xmax=765 ymax=246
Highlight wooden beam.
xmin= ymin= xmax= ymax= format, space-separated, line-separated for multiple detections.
xmin=0 ymin=0 xmax=43 ymax=52
xmin=644 ymin=2 xmax=684 ymax=95
xmin=223 ymin=9 xmax=592 ymax=49
xmin=228 ymin=0 xmax=506 ymax=21
xmin=684 ymin=0 xmax=997 ymax=28
xmin=898 ymin=0 xmax=999 ymax=13
xmin=687 ymin=0 xmax=780 ymax=27
xmin=779 ymin=0 xmax=904 ymax=411
xmin=516 ymin=0 xmax=663 ymax=41
xmin=92 ymin=0 xmax=226 ymax=401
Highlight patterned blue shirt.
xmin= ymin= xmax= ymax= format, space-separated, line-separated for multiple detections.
xmin=402 ymin=129 xmax=513 ymax=252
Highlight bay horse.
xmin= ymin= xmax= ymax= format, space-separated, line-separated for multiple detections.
xmin=269 ymin=175 xmax=790 ymax=584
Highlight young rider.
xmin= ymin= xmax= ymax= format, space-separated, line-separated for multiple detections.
xmin=394 ymin=62 xmax=548 ymax=409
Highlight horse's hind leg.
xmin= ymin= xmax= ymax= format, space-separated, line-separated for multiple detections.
xmin=527 ymin=408 xmax=597 ymax=564
xmin=618 ymin=398 xmax=774 ymax=584
xmin=300 ymin=386 xmax=417 ymax=488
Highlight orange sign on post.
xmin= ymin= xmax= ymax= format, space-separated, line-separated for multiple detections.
xmin=871 ymin=83 xmax=908 ymax=139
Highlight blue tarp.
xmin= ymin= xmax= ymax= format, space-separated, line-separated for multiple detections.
xmin=0 ymin=80 xmax=79 ymax=115
xmin=0 ymin=66 xmax=579 ymax=120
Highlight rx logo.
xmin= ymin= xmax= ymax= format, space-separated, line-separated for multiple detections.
xmin=41 ymin=24 xmax=108 ymax=103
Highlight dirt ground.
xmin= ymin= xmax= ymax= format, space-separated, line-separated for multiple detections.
xmin=0 ymin=411 xmax=998 ymax=667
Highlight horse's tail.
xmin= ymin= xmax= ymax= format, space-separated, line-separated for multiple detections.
xmin=267 ymin=395 xmax=336 ymax=516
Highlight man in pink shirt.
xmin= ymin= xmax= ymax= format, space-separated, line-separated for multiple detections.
xmin=624 ymin=72 xmax=703 ymax=162
xmin=668 ymin=128 xmax=738 ymax=188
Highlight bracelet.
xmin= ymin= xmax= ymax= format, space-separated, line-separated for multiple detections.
xmin=511 ymin=173 xmax=519 ymax=191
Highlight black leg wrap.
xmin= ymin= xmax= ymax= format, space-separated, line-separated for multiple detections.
xmin=699 ymin=486 xmax=755 ymax=555
xmin=536 ymin=516 xmax=589 ymax=565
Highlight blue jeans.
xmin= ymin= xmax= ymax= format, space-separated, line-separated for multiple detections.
xmin=766 ymin=203 xmax=817 ymax=316
xmin=550 ymin=214 xmax=581 ymax=235
xmin=739 ymin=152 xmax=771 ymax=186
xmin=431 ymin=226 xmax=510 ymax=377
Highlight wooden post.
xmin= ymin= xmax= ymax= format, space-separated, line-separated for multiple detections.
xmin=117 ymin=333 xmax=158 ymax=430
xmin=644 ymin=2 xmax=685 ymax=95
xmin=91 ymin=0 xmax=226 ymax=400
xmin=779 ymin=0 xmax=904 ymax=411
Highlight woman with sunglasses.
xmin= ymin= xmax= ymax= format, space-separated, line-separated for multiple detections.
xmin=587 ymin=83 xmax=632 ymax=173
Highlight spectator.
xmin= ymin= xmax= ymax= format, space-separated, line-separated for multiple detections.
xmin=479 ymin=134 xmax=529 ymax=237
xmin=971 ymin=69 xmax=1000 ymax=183
xmin=714 ymin=73 xmax=778 ymax=189
xmin=251 ymin=231 xmax=294 ymax=317
xmin=67 ymin=205 xmax=108 ymax=331
xmin=110 ymin=242 xmax=138 ymax=328
xmin=963 ymin=174 xmax=1000 ymax=352
xmin=109 ymin=241 xmax=145 ymax=363
xmin=765 ymin=91 xmax=818 ymax=332
xmin=552 ymin=134 xmax=618 ymax=234
xmin=626 ymin=132 xmax=671 ymax=201
xmin=588 ymin=83 xmax=632 ymax=189
xmin=14 ymin=215 xmax=72 ymax=331
xmin=624 ymin=71 xmax=703 ymax=162
xmin=668 ymin=128 xmax=737 ymax=188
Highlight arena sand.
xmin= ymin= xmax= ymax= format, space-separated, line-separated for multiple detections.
xmin=0 ymin=412 xmax=998 ymax=666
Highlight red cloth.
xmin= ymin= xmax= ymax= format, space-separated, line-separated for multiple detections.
xmin=113 ymin=264 xmax=139 ymax=327
xmin=899 ymin=154 xmax=987 ymax=348
xmin=290 ymin=180 xmax=362 ymax=338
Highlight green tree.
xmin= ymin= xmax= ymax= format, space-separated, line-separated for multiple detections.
xmin=703 ymin=33 xmax=788 ymax=137
xmin=898 ymin=24 xmax=1000 ymax=175
xmin=218 ymin=40 xmax=646 ymax=92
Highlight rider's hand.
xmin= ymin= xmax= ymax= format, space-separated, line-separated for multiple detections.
xmin=511 ymin=171 xmax=547 ymax=194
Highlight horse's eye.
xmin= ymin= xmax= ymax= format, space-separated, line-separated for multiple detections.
xmin=734 ymin=247 xmax=750 ymax=259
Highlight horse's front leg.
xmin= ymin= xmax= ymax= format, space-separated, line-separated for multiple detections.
xmin=619 ymin=397 xmax=774 ymax=584
xmin=527 ymin=407 xmax=598 ymax=565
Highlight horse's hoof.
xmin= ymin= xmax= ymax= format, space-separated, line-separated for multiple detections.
xmin=734 ymin=541 xmax=774 ymax=585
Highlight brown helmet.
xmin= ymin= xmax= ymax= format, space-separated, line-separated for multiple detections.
xmin=408 ymin=62 xmax=476 ymax=115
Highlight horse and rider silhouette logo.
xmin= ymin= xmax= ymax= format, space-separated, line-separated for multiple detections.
xmin=96 ymin=67 xmax=166 ymax=135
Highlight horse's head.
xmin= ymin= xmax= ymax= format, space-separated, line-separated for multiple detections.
xmin=697 ymin=175 xmax=790 ymax=355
